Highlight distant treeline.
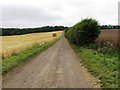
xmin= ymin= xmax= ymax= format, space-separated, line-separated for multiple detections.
xmin=100 ymin=25 xmax=120 ymax=29
xmin=1 ymin=25 xmax=119 ymax=36
xmin=1 ymin=26 xmax=68 ymax=36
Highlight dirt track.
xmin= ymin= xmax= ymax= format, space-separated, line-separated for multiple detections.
xmin=3 ymin=36 xmax=100 ymax=88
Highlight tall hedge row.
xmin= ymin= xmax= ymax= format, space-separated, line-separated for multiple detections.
xmin=65 ymin=18 xmax=100 ymax=46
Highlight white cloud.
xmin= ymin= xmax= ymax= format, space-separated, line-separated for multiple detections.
xmin=0 ymin=0 xmax=119 ymax=27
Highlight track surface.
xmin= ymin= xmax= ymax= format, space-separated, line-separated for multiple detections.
xmin=3 ymin=36 xmax=98 ymax=88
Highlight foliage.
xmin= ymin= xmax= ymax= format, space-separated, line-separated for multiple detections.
xmin=100 ymin=25 xmax=120 ymax=29
xmin=88 ymin=42 xmax=119 ymax=56
xmin=65 ymin=18 xmax=100 ymax=46
xmin=71 ymin=43 xmax=119 ymax=88
xmin=1 ymin=26 xmax=68 ymax=36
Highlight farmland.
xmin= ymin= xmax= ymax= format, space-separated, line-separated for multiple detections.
xmin=1 ymin=0 xmax=119 ymax=88
xmin=2 ymin=23 xmax=119 ymax=88
xmin=97 ymin=29 xmax=119 ymax=47
xmin=1 ymin=31 xmax=63 ymax=59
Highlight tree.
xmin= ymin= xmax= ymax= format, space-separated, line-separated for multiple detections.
xmin=65 ymin=18 xmax=100 ymax=46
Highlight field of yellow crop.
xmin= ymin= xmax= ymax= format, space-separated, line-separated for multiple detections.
xmin=1 ymin=31 xmax=63 ymax=59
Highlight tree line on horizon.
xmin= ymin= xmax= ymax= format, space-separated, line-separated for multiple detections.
xmin=0 ymin=26 xmax=68 ymax=36
xmin=0 ymin=25 xmax=120 ymax=36
xmin=100 ymin=25 xmax=120 ymax=29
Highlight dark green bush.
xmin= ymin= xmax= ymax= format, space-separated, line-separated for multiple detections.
xmin=65 ymin=18 xmax=100 ymax=46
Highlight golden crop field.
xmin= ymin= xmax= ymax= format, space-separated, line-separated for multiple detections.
xmin=1 ymin=31 xmax=63 ymax=59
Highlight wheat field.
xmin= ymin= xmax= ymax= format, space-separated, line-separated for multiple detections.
xmin=1 ymin=31 xmax=63 ymax=59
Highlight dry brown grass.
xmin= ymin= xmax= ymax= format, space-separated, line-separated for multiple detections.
xmin=1 ymin=31 xmax=63 ymax=59
xmin=97 ymin=29 xmax=119 ymax=48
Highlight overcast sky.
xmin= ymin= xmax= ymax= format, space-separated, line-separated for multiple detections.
xmin=0 ymin=0 xmax=119 ymax=28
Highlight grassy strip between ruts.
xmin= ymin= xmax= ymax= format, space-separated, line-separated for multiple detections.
xmin=2 ymin=38 xmax=60 ymax=75
xmin=70 ymin=43 xmax=119 ymax=88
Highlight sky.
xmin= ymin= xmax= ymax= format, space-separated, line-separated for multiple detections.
xmin=0 ymin=0 xmax=119 ymax=28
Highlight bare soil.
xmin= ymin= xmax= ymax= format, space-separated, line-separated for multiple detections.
xmin=2 ymin=36 xmax=100 ymax=88
xmin=97 ymin=29 xmax=120 ymax=47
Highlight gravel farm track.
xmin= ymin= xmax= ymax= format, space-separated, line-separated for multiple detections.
xmin=2 ymin=35 xmax=100 ymax=88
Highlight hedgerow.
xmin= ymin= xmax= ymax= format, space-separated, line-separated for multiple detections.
xmin=65 ymin=18 xmax=100 ymax=46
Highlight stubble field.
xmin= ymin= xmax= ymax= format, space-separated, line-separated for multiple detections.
xmin=1 ymin=31 xmax=63 ymax=59
xmin=97 ymin=29 xmax=119 ymax=47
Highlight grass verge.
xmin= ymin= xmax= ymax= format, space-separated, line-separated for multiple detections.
xmin=70 ymin=43 xmax=119 ymax=88
xmin=2 ymin=38 xmax=60 ymax=75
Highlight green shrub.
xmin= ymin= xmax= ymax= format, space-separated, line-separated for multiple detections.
xmin=65 ymin=27 xmax=77 ymax=44
xmin=65 ymin=18 xmax=100 ymax=46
